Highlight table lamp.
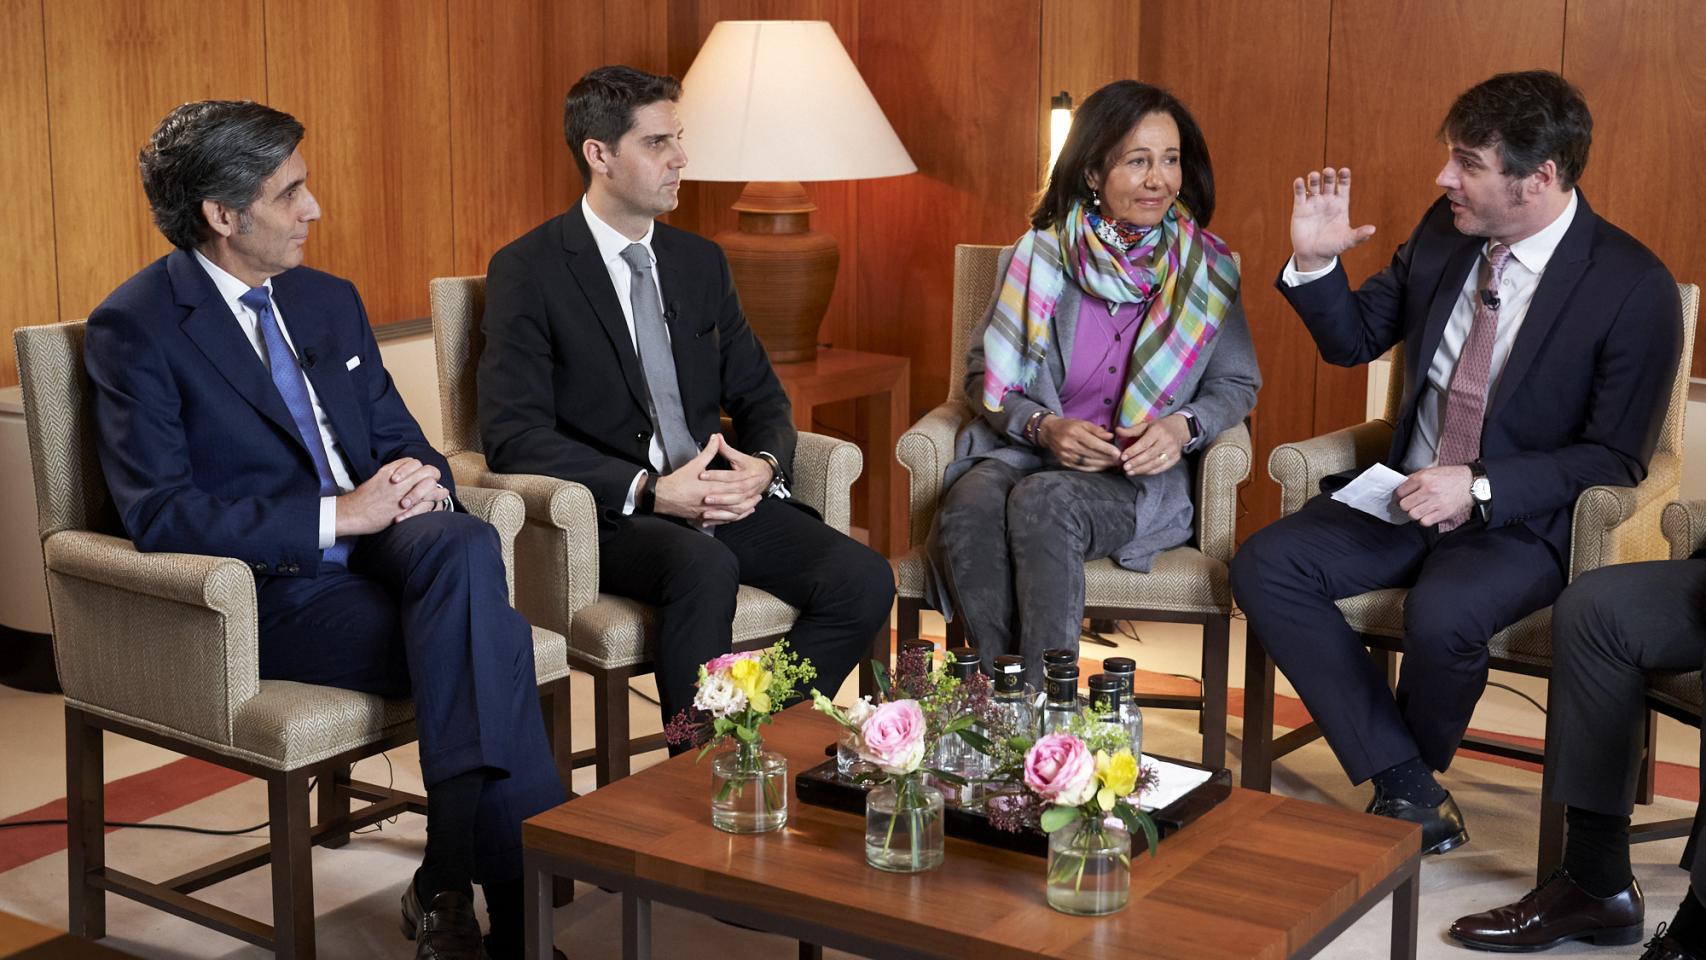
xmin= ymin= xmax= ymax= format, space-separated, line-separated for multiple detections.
xmin=677 ymin=20 xmax=915 ymax=362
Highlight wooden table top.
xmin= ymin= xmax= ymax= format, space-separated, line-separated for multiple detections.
xmin=524 ymin=706 xmax=1419 ymax=960
xmin=0 ymin=911 xmax=136 ymax=958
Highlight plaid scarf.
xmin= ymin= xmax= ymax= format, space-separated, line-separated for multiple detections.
xmin=980 ymin=199 xmax=1239 ymax=427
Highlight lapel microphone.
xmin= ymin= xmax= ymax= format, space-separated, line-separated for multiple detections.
xmin=300 ymin=348 xmax=317 ymax=370
xmin=1479 ymin=288 xmax=1500 ymax=310
xmin=665 ymin=301 xmax=680 ymax=323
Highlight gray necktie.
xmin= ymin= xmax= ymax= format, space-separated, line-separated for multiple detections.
xmin=620 ymin=243 xmax=699 ymax=472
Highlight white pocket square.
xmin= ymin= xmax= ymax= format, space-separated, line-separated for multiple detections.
xmin=345 ymin=355 xmax=361 ymax=371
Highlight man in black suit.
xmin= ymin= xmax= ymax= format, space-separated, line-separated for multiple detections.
xmin=85 ymin=101 xmax=564 ymax=959
xmin=1230 ymin=71 xmax=1681 ymax=856
xmin=478 ymin=65 xmax=894 ymax=730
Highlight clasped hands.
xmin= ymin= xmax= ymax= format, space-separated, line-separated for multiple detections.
xmin=335 ymin=457 xmax=448 ymax=537
xmin=1039 ymin=413 xmax=1188 ymax=477
xmin=654 ymin=433 xmax=774 ymax=529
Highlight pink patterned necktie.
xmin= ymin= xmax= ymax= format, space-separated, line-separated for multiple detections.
xmin=1436 ymin=243 xmax=1512 ymax=531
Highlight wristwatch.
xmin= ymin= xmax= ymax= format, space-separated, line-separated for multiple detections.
xmin=1467 ymin=459 xmax=1492 ymax=523
xmin=1178 ymin=408 xmax=1202 ymax=448
xmin=754 ymin=451 xmax=792 ymax=500
xmin=638 ymin=471 xmax=658 ymax=514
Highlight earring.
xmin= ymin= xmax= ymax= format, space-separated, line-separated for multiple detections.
xmin=1090 ymin=188 xmax=1101 ymax=208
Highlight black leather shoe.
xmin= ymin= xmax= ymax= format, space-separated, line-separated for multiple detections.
xmin=1644 ymin=923 xmax=1706 ymax=960
xmin=1449 ymin=869 xmax=1643 ymax=951
xmin=1368 ymin=788 xmax=1468 ymax=855
xmin=401 ymin=881 xmax=487 ymax=960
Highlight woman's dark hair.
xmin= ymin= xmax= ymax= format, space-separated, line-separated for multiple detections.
xmin=1438 ymin=70 xmax=1592 ymax=189
xmin=138 ymin=100 xmax=304 ymax=251
xmin=1031 ymin=80 xmax=1215 ymax=230
xmin=563 ymin=65 xmax=682 ymax=183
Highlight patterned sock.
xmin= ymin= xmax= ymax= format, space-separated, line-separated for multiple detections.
xmin=1562 ymin=806 xmax=1633 ymax=897
xmin=1371 ymin=756 xmax=1447 ymax=807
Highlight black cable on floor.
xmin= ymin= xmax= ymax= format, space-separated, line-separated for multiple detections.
xmin=0 ymin=773 xmax=349 ymax=838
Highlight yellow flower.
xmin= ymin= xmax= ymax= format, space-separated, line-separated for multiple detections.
xmin=1094 ymin=749 xmax=1138 ymax=812
xmin=729 ymin=658 xmax=773 ymax=713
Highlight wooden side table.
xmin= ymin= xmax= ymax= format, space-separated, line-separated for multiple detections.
xmin=772 ymin=348 xmax=910 ymax=557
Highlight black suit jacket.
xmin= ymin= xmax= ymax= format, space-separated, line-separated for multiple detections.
xmin=85 ymin=249 xmax=452 ymax=580
xmin=477 ymin=203 xmax=795 ymax=528
xmin=1277 ymin=192 xmax=1683 ymax=564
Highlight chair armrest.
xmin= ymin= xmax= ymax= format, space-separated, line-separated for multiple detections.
xmin=1196 ymin=421 xmax=1253 ymax=565
xmin=452 ymin=485 xmax=524 ymax=605
xmin=43 ymin=530 xmax=259 ymax=747
xmin=1268 ymin=419 xmax=1395 ymax=517
xmin=793 ymin=431 xmax=863 ymax=535
xmin=1567 ymin=452 xmax=1681 ymax=580
xmin=896 ymin=401 xmax=976 ymax=549
xmin=448 ymin=451 xmax=598 ymax=636
xmin=1663 ymin=498 xmax=1706 ymax=561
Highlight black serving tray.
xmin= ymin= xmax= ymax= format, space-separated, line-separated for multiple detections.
xmin=794 ymin=752 xmax=1232 ymax=858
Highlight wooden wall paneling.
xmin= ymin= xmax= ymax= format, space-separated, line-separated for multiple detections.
xmin=605 ymin=0 xmax=671 ymax=74
xmin=43 ymin=0 xmax=267 ymax=324
xmin=1038 ymin=0 xmax=1141 ymax=185
xmin=264 ymin=0 xmax=454 ymax=326
xmin=856 ymin=0 xmax=1042 ymax=418
xmin=448 ymin=0 xmax=603 ymax=277
xmin=1317 ymin=0 xmax=1566 ymax=433
xmin=1139 ymin=0 xmax=1332 ymax=539
xmin=1564 ymin=0 xmax=1706 ymax=375
xmin=0 ymin=0 xmax=56 ymax=388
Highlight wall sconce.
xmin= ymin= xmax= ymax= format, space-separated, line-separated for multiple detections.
xmin=1047 ymin=90 xmax=1073 ymax=175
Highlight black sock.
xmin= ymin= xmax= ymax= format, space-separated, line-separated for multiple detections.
xmin=1667 ymin=886 xmax=1706 ymax=954
xmin=417 ymin=769 xmax=485 ymax=902
xmin=1562 ymin=806 xmax=1633 ymax=897
xmin=482 ymin=878 xmax=523 ymax=959
xmin=1371 ymin=757 xmax=1446 ymax=807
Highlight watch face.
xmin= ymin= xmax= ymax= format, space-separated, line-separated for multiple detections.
xmin=1471 ymin=477 xmax=1491 ymax=501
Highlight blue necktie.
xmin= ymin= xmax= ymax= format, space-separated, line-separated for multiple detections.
xmin=239 ymin=286 xmax=353 ymax=567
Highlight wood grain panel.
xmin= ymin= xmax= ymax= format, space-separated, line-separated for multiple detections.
xmin=1039 ymin=0 xmax=1140 ymax=186
xmin=1140 ymin=0 xmax=1332 ymax=539
xmin=0 ymin=0 xmax=56 ymax=388
xmin=1564 ymin=0 xmax=1706 ymax=374
xmin=448 ymin=0 xmax=604 ymax=276
xmin=264 ymin=0 xmax=452 ymax=326
xmin=605 ymin=0 xmax=671 ymax=74
xmin=857 ymin=0 xmax=1041 ymax=417
xmin=43 ymin=0 xmax=266 ymax=323
xmin=1317 ymin=0 xmax=1566 ymax=433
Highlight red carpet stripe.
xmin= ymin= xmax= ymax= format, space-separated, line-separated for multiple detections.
xmin=0 ymin=758 xmax=251 ymax=873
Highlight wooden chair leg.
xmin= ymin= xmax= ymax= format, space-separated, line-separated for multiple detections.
xmin=269 ymin=769 xmax=317 ymax=959
xmin=594 ymin=667 xmax=632 ymax=787
xmin=1369 ymin=646 xmax=1398 ymax=693
xmin=944 ymin=617 xmax=966 ymax=648
xmin=65 ymin=707 xmax=106 ymax=940
xmin=1239 ymin=630 xmax=1277 ymax=792
xmin=316 ymin=763 xmax=352 ymax=849
xmin=895 ymin=598 xmax=921 ymax=646
xmin=861 ymin=623 xmax=891 ymax=700
xmin=1637 ymin=708 xmax=1658 ymax=805
xmin=1200 ymin=615 xmax=1230 ymax=770
xmin=542 ymin=676 xmax=576 ymax=794
xmin=1537 ymin=799 xmax=1566 ymax=884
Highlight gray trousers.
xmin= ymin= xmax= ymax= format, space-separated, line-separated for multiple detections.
xmin=935 ymin=459 xmax=1138 ymax=686
xmin=1542 ymin=559 xmax=1706 ymax=885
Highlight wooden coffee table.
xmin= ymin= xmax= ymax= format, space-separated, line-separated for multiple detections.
xmin=523 ymin=707 xmax=1421 ymax=959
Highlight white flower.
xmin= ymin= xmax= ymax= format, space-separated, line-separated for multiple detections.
xmin=693 ymin=673 xmax=748 ymax=718
xmin=845 ymin=696 xmax=877 ymax=727
xmin=1054 ymin=774 xmax=1099 ymax=808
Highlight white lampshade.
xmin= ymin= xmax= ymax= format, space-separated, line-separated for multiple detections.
xmin=677 ymin=20 xmax=916 ymax=183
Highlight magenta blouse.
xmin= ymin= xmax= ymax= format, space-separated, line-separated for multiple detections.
xmin=1057 ymin=296 xmax=1146 ymax=432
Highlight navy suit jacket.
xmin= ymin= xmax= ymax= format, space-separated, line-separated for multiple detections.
xmin=1277 ymin=192 xmax=1683 ymax=564
xmin=477 ymin=204 xmax=796 ymax=529
xmin=85 ymin=248 xmax=451 ymax=580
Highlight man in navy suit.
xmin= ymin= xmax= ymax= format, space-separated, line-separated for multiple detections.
xmin=1231 ymin=71 xmax=1681 ymax=860
xmin=478 ymin=66 xmax=894 ymax=737
xmin=84 ymin=100 xmax=563 ymax=960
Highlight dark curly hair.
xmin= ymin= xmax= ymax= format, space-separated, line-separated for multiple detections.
xmin=138 ymin=100 xmax=304 ymax=251
xmin=1031 ymin=80 xmax=1215 ymax=230
xmin=1439 ymin=70 xmax=1592 ymax=189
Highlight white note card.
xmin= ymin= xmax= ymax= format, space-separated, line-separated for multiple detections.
xmin=1330 ymin=463 xmax=1413 ymax=525
xmin=1136 ymin=756 xmax=1214 ymax=812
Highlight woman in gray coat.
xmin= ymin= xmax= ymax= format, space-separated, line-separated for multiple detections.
xmin=930 ymin=80 xmax=1260 ymax=685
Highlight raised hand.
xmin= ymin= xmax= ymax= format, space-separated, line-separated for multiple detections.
xmin=1291 ymin=167 xmax=1377 ymax=272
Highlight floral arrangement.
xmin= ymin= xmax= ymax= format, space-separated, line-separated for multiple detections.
xmin=664 ymin=642 xmax=816 ymax=757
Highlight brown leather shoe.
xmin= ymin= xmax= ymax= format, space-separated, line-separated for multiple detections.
xmin=1450 ymin=869 xmax=1644 ymax=951
xmin=1643 ymin=923 xmax=1706 ymax=959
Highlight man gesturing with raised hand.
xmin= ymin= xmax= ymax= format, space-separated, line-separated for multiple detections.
xmin=1230 ymin=71 xmax=1681 ymax=859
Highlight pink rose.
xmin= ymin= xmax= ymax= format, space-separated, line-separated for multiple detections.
xmin=704 ymin=650 xmax=760 ymax=677
xmin=1024 ymin=734 xmax=1096 ymax=807
xmin=859 ymin=699 xmax=927 ymax=775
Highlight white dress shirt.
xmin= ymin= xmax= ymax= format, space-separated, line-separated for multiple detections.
xmin=582 ymin=197 xmax=673 ymax=511
xmin=194 ymin=250 xmax=353 ymax=548
xmin=1282 ymin=190 xmax=1579 ymax=472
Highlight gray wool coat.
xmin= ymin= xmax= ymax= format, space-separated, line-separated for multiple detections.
xmin=925 ymin=245 xmax=1261 ymax=616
